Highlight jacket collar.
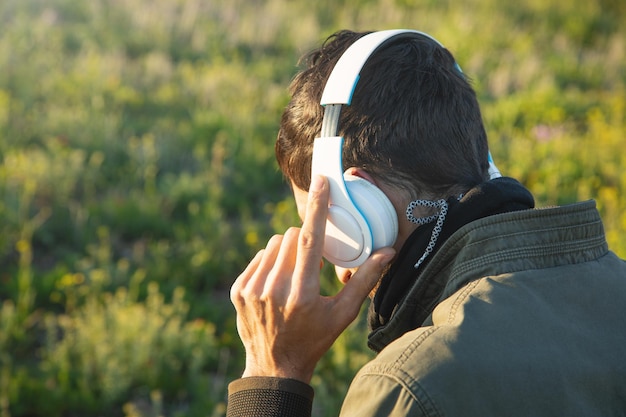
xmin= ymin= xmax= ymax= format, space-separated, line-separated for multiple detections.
xmin=367 ymin=197 xmax=607 ymax=352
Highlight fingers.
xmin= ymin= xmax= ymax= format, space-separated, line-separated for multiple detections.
xmin=335 ymin=247 xmax=396 ymax=318
xmin=294 ymin=175 xmax=328 ymax=291
xmin=232 ymin=172 xmax=329 ymax=305
xmin=230 ymin=249 xmax=264 ymax=303
xmin=263 ymin=227 xmax=300 ymax=297
xmin=231 ymin=233 xmax=286 ymax=305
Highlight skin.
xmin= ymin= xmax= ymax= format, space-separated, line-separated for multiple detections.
xmin=230 ymin=171 xmax=422 ymax=383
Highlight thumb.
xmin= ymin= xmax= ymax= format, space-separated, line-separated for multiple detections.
xmin=336 ymin=247 xmax=396 ymax=313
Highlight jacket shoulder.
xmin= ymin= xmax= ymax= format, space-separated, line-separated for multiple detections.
xmin=340 ymin=326 xmax=446 ymax=417
xmin=343 ymin=259 xmax=626 ymax=416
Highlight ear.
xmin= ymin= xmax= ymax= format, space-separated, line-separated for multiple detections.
xmin=344 ymin=167 xmax=377 ymax=184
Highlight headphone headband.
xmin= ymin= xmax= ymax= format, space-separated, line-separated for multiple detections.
xmin=319 ymin=29 xmax=501 ymax=179
xmin=320 ymin=30 xmax=441 ymax=106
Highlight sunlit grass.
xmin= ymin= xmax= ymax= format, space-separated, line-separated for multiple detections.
xmin=0 ymin=0 xmax=624 ymax=415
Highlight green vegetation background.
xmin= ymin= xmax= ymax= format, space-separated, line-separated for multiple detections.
xmin=0 ymin=0 xmax=624 ymax=416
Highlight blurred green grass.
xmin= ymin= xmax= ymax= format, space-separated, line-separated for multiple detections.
xmin=0 ymin=0 xmax=624 ymax=416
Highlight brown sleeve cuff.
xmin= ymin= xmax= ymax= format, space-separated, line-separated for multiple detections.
xmin=227 ymin=377 xmax=314 ymax=417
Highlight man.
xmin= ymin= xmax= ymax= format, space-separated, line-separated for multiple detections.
xmin=226 ymin=29 xmax=626 ymax=416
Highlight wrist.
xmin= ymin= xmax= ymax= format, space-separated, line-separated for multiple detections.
xmin=242 ymin=360 xmax=314 ymax=384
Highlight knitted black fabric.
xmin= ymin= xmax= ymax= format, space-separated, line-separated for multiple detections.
xmin=227 ymin=377 xmax=314 ymax=417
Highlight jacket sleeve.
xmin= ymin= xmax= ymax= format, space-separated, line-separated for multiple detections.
xmin=226 ymin=376 xmax=314 ymax=417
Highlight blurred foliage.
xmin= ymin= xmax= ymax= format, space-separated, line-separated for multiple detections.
xmin=0 ymin=0 xmax=624 ymax=416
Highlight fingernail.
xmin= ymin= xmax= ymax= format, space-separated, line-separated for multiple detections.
xmin=377 ymin=248 xmax=396 ymax=267
xmin=310 ymin=175 xmax=324 ymax=193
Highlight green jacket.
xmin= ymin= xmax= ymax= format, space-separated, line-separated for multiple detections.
xmin=227 ymin=201 xmax=626 ymax=416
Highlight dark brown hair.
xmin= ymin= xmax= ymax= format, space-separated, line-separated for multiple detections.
xmin=275 ymin=30 xmax=490 ymax=199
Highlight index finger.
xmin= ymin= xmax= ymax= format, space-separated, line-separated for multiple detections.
xmin=294 ymin=175 xmax=329 ymax=290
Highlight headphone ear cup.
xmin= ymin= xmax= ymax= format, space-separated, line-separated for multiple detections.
xmin=344 ymin=174 xmax=398 ymax=250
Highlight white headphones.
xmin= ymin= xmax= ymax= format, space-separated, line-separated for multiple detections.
xmin=311 ymin=29 xmax=501 ymax=268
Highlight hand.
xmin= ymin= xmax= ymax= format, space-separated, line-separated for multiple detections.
xmin=230 ymin=175 xmax=396 ymax=383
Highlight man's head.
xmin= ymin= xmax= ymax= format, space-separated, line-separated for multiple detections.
xmin=275 ymin=30 xmax=490 ymax=201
